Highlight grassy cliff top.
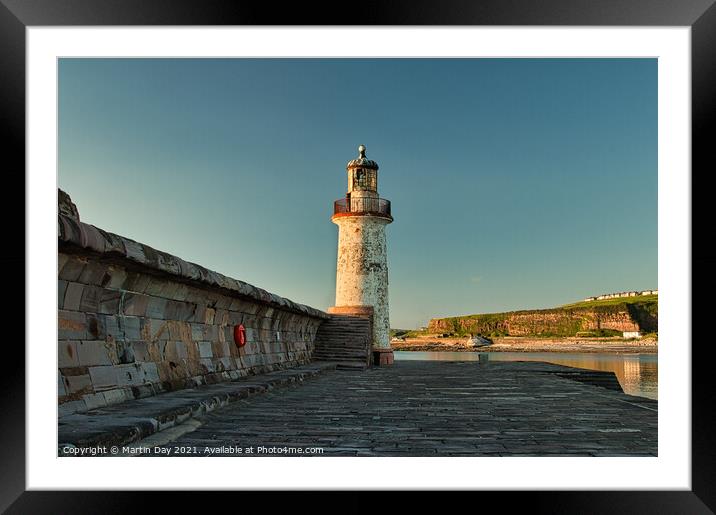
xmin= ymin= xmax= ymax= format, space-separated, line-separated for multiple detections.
xmin=429 ymin=294 xmax=658 ymax=322
xmin=560 ymin=294 xmax=658 ymax=310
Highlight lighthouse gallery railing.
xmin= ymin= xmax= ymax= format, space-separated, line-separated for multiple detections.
xmin=333 ymin=197 xmax=391 ymax=217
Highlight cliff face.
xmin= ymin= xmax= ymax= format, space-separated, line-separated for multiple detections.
xmin=428 ymin=300 xmax=657 ymax=337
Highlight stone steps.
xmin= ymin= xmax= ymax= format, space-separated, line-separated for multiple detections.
xmin=314 ymin=352 xmax=369 ymax=360
xmin=313 ymin=345 xmax=369 ymax=351
xmin=313 ymin=359 xmax=369 ymax=371
xmin=313 ymin=346 xmax=370 ymax=354
xmin=313 ymin=353 xmax=368 ymax=360
xmin=312 ymin=313 xmax=373 ymax=370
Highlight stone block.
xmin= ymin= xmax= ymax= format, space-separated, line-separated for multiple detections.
xmin=196 ymin=358 xmax=213 ymax=373
xmin=122 ymin=292 xmax=149 ymax=317
xmin=165 ymin=300 xmax=196 ymax=321
xmin=171 ymin=283 xmax=190 ymax=302
xmin=241 ymin=354 xmax=262 ymax=368
xmin=156 ymin=252 xmax=181 ymax=275
xmin=122 ymin=238 xmax=145 ymax=263
xmin=115 ymin=340 xmax=135 ymax=364
xmin=215 ymin=295 xmax=232 ymax=310
xmin=103 ymin=315 xmax=123 ymax=339
xmin=185 ymin=357 xmax=203 ymax=377
xmin=102 ymin=265 xmax=127 ymax=289
xmin=148 ymin=318 xmax=169 ymax=340
xmin=144 ymin=277 xmax=166 ymax=297
xmin=85 ymin=313 xmax=106 ymax=339
xmin=205 ymin=325 xmax=218 ymax=341
xmin=198 ymin=341 xmax=213 ymax=358
xmin=240 ymin=302 xmax=260 ymax=315
xmin=77 ymin=340 xmax=115 ymax=366
xmin=161 ymin=341 xmax=188 ymax=361
xmin=78 ymin=261 xmax=110 ymax=286
xmin=88 ymin=365 xmax=118 ymax=391
xmin=190 ymin=304 xmax=207 ymax=323
xmin=242 ymin=340 xmax=259 ymax=355
xmin=372 ymin=348 xmax=394 ymax=366
xmin=80 ymin=224 xmax=107 ymax=254
xmin=58 ymin=280 xmax=68 ymax=309
xmin=58 ymin=253 xmax=69 ymax=273
xmin=58 ymin=310 xmax=87 ymax=339
xmin=58 ymin=256 xmax=86 ymax=282
xmin=145 ymin=296 xmax=168 ymax=319
xmin=211 ymin=358 xmax=227 ymax=372
xmin=141 ymin=362 xmax=160 ymax=383
xmin=58 ymin=372 xmax=66 ymax=397
xmin=174 ymin=341 xmax=189 ymax=360
xmin=82 ymin=392 xmax=108 ymax=410
xmin=227 ymin=298 xmax=243 ymax=312
xmin=190 ymin=323 xmax=205 ymax=341
xmin=129 ymin=384 xmax=156 ymax=400
xmin=58 ymin=340 xmax=80 ymax=367
xmin=220 ymin=326 xmax=233 ymax=344
xmin=63 ymin=282 xmax=84 ymax=311
xmin=184 ymin=288 xmax=204 ymax=304
xmin=122 ymin=272 xmax=150 ymax=293
xmin=98 ymin=289 xmax=122 ymax=314
xmin=120 ymin=316 xmax=142 ymax=340
xmin=167 ymin=321 xmax=187 ymax=341
xmin=146 ymin=341 xmax=162 ymax=362
xmin=129 ymin=341 xmax=151 ymax=362
xmin=101 ymin=230 xmax=126 ymax=255
xmin=64 ymin=373 xmax=92 ymax=394
xmin=157 ymin=281 xmax=177 ymax=300
xmin=102 ymin=388 xmax=130 ymax=405
xmin=214 ymin=309 xmax=229 ymax=325
xmin=115 ymin=363 xmax=146 ymax=387
xmin=79 ymin=285 xmax=103 ymax=312
xmin=211 ymin=341 xmax=226 ymax=358
xmin=58 ymin=400 xmax=86 ymax=418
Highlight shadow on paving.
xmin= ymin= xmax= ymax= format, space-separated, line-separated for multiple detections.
xmin=57 ymin=362 xmax=338 ymax=453
xmin=131 ymin=360 xmax=657 ymax=457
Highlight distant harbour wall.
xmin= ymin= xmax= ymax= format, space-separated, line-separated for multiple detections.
xmin=57 ymin=190 xmax=329 ymax=417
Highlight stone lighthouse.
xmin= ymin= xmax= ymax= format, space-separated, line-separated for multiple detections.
xmin=330 ymin=145 xmax=394 ymax=366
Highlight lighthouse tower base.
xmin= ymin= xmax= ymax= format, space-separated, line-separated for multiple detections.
xmin=332 ymin=213 xmax=393 ymax=366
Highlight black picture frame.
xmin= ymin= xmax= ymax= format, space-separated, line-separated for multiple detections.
xmin=2 ymin=0 xmax=713 ymax=512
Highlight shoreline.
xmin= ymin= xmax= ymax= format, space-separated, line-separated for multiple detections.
xmin=391 ymin=336 xmax=658 ymax=354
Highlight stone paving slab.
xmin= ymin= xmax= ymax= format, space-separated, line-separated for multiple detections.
xmin=135 ymin=360 xmax=658 ymax=457
xmin=57 ymin=362 xmax=337 ymax=452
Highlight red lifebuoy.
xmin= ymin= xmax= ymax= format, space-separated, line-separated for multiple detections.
xmin=234 ymin=324 xmax=246 ymax=348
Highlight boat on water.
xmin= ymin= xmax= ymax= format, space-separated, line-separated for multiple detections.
xmin=466 ymin=335 xmax=493 ymax=347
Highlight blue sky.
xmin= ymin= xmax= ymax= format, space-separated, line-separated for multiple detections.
xmin=58 ymin=58 xmax=657 ymax=328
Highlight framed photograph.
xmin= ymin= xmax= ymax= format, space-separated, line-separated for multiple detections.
xmin=5 ymin=0 xmax=713 ymax=511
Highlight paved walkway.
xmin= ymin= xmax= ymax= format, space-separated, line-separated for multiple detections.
xmin=58 ymin=362 xmax=337 ymax=452
xmin=138 ymin=360 xmax=657 ymax=457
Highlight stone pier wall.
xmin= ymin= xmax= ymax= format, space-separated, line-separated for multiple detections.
xmin=57 ymin=190 xmax=328 ymax=416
